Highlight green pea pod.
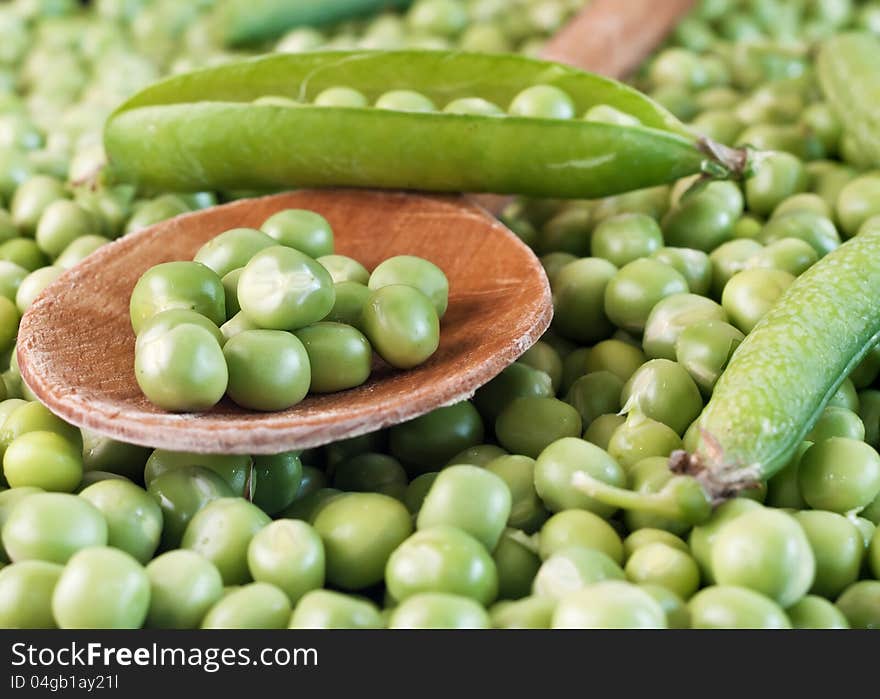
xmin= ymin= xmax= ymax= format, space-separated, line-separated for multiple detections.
xmin=818 ymin=33 xmax=880 ymax=169
xmin=212 ymin=0 xmax=414 ymax=47
xmin=103 ymin=50 xmax=747 ymax=197
xmin=672 ymin=220 xmax=880 ymax=501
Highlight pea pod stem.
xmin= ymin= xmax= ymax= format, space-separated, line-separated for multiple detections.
xmin=570 ymin=471 xmax=711 ymax=525
xmin=103 ymin=50 xmax=749 ymax=197
xmin=673 ymin=222 xmax=880 ymax=502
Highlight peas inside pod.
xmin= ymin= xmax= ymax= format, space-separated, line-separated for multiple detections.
xmin=131 ymin=208 xmax=447 ymax=412
xmin=2 ymin=0 xmax=880 ymax=634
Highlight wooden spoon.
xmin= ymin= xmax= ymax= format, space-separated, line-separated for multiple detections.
xmin=17 ymin=190 xmax=551 ymax=454
xmin=17 ymin=1 xmax=696 ymax=453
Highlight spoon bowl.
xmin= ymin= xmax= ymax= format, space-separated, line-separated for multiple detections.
xmin=16 ymin=189 xmax=551 ymax=454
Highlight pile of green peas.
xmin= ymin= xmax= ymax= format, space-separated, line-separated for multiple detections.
xmin=3 ymin=0 xmax=880 ymax=629
xmin=131 ymin=208 xmax=447 ymax=412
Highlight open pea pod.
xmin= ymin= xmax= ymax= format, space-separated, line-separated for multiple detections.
xmin=103 ymin=50 xmax=746 ymax=197
xmin=212 ymin=0 xmax=414 ymax=47
xmin=818 ymin=32 xmax=880 ymax=169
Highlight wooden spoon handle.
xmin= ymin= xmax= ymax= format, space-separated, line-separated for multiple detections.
xmin=541 ymin=0 xmax=697 ymax=78
xmin=471 ymin=0 xmax=696 ymax=216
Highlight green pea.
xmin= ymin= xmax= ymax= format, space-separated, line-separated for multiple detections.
xmin=836 ymin=176 xmax=880 ymax=238
xmin=604 ymin=258 xmax=689 ymax=334
xmin=871 ymin=526 xmax=880 ymax=579
xmin=721 ymin=267 xmax=795 ymax=334
xmin=281 ymin=488 xmax=343 ymax=523
xmin=0 ymin=260 xmax=27 ymax=301
xmin=623 ymin=529 xmax=688 ymax=559
xmin=766 ymin=442 xmax=811 ymax=510
xmin=688 ymin=585 xmax=791 ymax=629
xmin=417 ymin=465 xmax=511 ymax=550
xmin=247 ymin=520 xmax=324 ymax=605
xmin=2 ymin=492 xmax=106 ymax=564
xmin=651 ymin=247 xmax=712 ymax=297
xmin=537 ymin=205 xmax=591 ymax=256
xmin=793 ymin=510 xmax=862 ymax=599
xmin=369 ymin=255 xmax=448 ymax=318
xmin=389 ymin=401 xmax=483 ymax=473
xmin=314 ymin=87 xmax=369 ymax=108
xmin=758 ymin=210 xmax=840 ymax=257
xmin=745 ymin=151 xmax=808 ymax=218
xmin=15 ymin=265 xmax=62 ymax=312
xmin=295 ymin=322 xmax=371 ymax=393
xmin=472 ymin=363 xmax=553 ymax=424
xmin=3 ymin=430 xmax=81 ymax=492
xmin=709 ymin=239 xmax=764 ymax=298
xmin=482 ymin=455 xmax=545 ymax=533
xmin=852 ymin=349 xmax=880 ymax=390
xmin=201 ymin=581 xmax=291 ymax=629
xmin=375 ymin=89 xmax=436 ymax=112
xmin=324 ymin=280 xmax=370 ymax=326
xmin=772 ymin=192 xmax=832 ymax=219
xmin=564 ymin=371 xmax=623 ymax=428
xmin=621 ymin=359 xmax=703 ymax=436
xmin=540 ymin=252 xmax=578 ymax=286
xmin=289 ymin=589 xmax=383 ymax=629
xmin=807 ymin=406 xmax=865 ymax=442
xmin=333 ymin=452 xmax=408 ymax=500
xmin=798 ymin=437 xmax=880 ymax=514
xmin=650 ymin=85 xmax=700 ymax=121
xmin=403 ymin=472 xmax=437 ymax=515
xmin=385 ymin=526 xmax=498 ymax=605
xmin=533 ymin=545 xmax=625 ymax=600
xmin=145 ymin=550 xmax=224 ymax=629
xmin=495 ymin=397 xmax=581 ymax=459
xmin=237 ymin=246 xmax=334 ymax=331
xmin=637 ymin=583 xmax=689 ymax=629
xmin=52 ymin=547 xmax=149 ymax=629
xmin=552 ymin=580 xmax=666 ymax=629
xmin=194 ymin=227 xmax=275 ymax=279
xmin=447 ymin=444 xmax=507 ymax=468
xmin=316 ymin=254 xmax=369 ymax=284
xmin=836 ymin=581 xmax=880 ymax=629
xmin=361 ymin=284 xmax=439 ymax=369
xmin=0 ymin=485 xmax=41 ymax=562
xmin=181 ymin=497 xmax=270 ymax=585
xmin=78 ymin=480 xmax=161 ymax=564
xmin=223 ymin=329 xmax=310 ymax=411
xmin=314 ymin=492 xmax=411 ymax=590
xmin=624 ymin=542 xmax=700 ymax=600
xmin=34 ymin=200 xmax=96 ymax=260
xmin=691 ymin=109 xmax=744 ymax=144
xmin=508 ymin=84 xmax=574 ymax=119
xmin=10 ymin=175 xmax=67 ymax=235
xmin=534 ymin=437 xmax=626 ymax=518
xmin=493 ymin=529 xmax=541 ymax=600
xmin=687 ymin=498 xmax=762 ymax=583
xmin=538 ymin=509 xmax=623 ymax=564
xmin=135 ymin=323 xmax=228 ymax=412
xmin=711 ymin=508 xmax=815 ymax=608
xmin=642 ymin=293 xmax=726 ymax=361
xmin=0 ymin=238 xmax=48 ymax=272
xmin=550 ymin=258 xmax=617 ymax=343
xmin=135 ymin=308 xmax=224 ymax=351
xmin=490 ymin=595 xmax=556 ymax=629
xmin=260 ymin=209 xmax=334 ymax=258
xmin=607 ymin=413 xmax=682 ymax=471
xmin=443 ymin=97 xmax=504 ymax=116
xmin=675 ymin=319 xmax=744 ymax=394
xmin=581 ymin=339 xmax=646 ymax=385
xmin=559 ymin=346 xmax=590 ymax=394
xmin=745 ymin=237 xmax=818 ymax=276
xmin=590 ymin=214 xmax=663 ymax=268
xmin=519 ymin=341 xmax=562 ymax=394
xmin=584 ymin=104 xmax=642 ymax=127
xmin=661 ymin=188 xmax=741 ymax=252
xmin=129 ymin=261 xmax=225 ymax=334
xmin=220 ymin=310 xmax=258 ymax=342
xmin=0 ymin=560 xmax=62 ymax=628
xmin=787 ymin=595 xmax=849 ymax=629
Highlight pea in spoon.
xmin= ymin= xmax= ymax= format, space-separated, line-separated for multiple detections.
xmin=16 ymin=189 xmax=551 ymax=454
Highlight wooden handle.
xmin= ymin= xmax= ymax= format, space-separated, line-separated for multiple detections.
xmin=541 ymin=0 xmax=697 ymax=77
